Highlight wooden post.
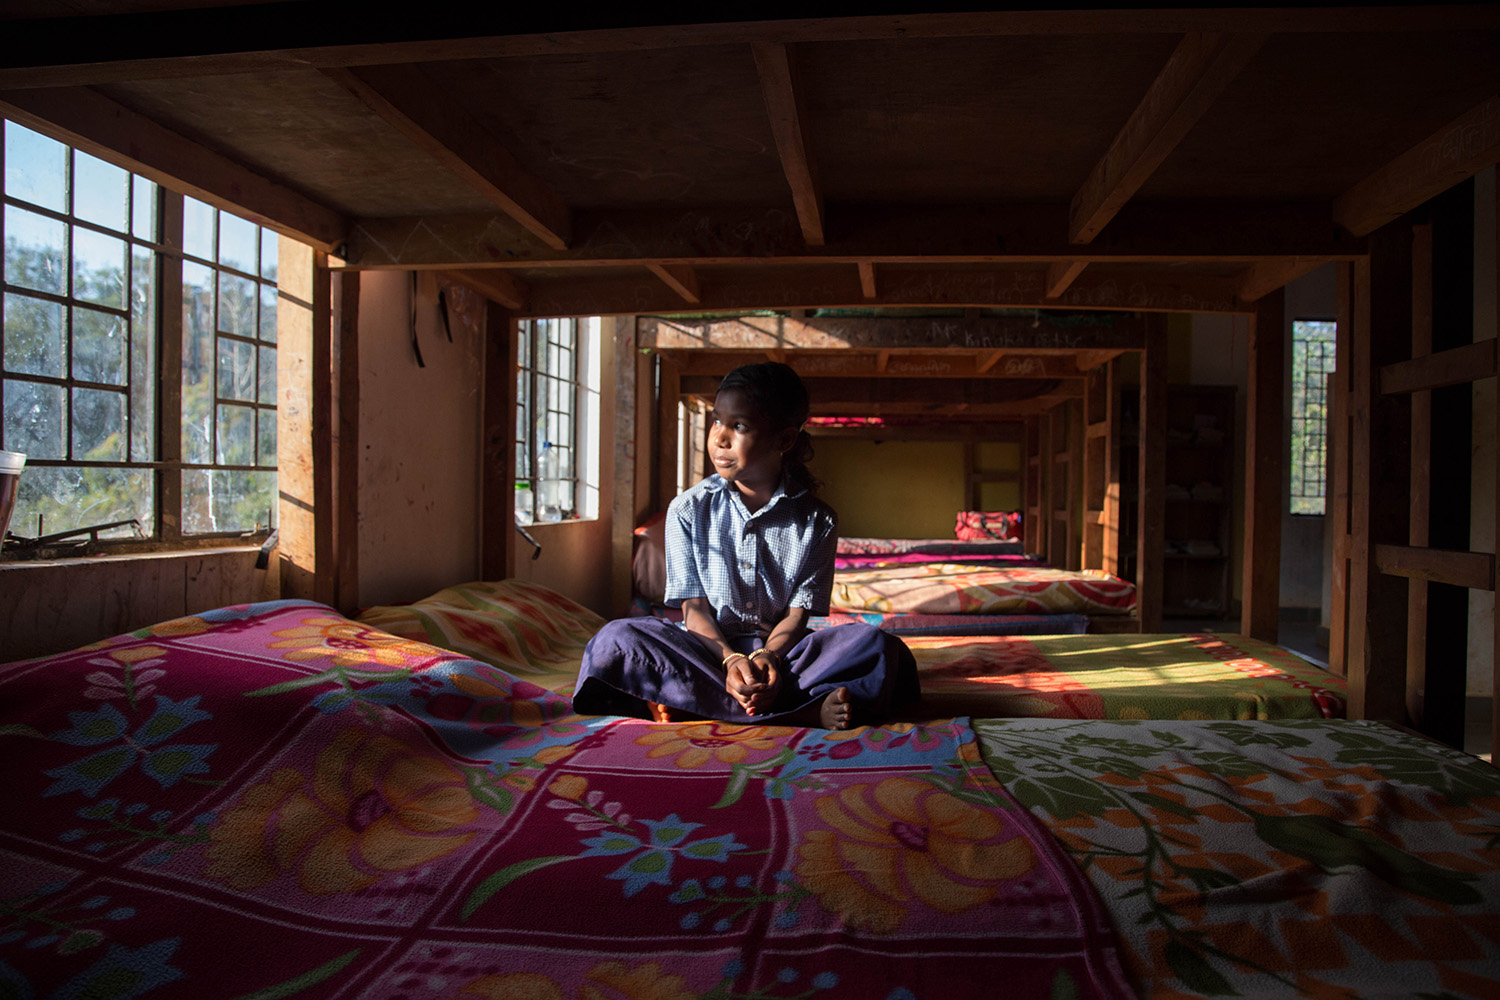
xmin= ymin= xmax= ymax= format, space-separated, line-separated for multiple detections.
xmin=275 ymin=241 xmax=322 ymax=602
xmin=311 ymin=256 xmax=335 ymax=608
xmin=1038 ymin=411 xmax=1053 ymax=562
xmin=333 ymin=270 xmax=360 ymax=614
xmin=1492 ymin=175 xmax=1499 ymax=765
xmin=1137 ymin=316 xmax=1167 ymax=632
xmin=611 ymin=317 xmax=640 ymax=616
xmin=1407 ymin=223 xmax=1433 ymax=728
xmin=481 ymin=303 xmax=517 ymax=581
xmin=1241 ymin=288 xmax=1285 ymax=641
xmin=656 ymin=355 xmax=681 ymax=508
xmin=1347 ymin=223 xmax=1412 ymax=724
xmin=1104 ymin=358 xmax=1123 ymax=577
xmin=1328 ymin=262 xmax=1354 ymax=675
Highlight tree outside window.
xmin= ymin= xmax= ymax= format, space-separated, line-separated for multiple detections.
xmin=1290 ymin=319 xmax=1336 ymax=516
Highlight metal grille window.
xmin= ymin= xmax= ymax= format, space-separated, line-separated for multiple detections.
xmin=1290 ymin=319 xmax=1336 ymax=515
xmin=1 ymin=118 xmax=277 ymax=545
xmin=516 ymin=317 xmax=579 ymax=520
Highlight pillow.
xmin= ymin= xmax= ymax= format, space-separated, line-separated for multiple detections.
xmin=955 ymin=510 xmax=1021 ymax=541
xmin=356 ymin=579 xmax=605 ymax=692
xmin=632 ymin=512 xmax=668 ymax=604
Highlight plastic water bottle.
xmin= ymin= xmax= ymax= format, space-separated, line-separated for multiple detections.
xmin=537 ymin=443 xmax=563 ymax=522
xmin=513 ymin=481 xmax=533 ymax=525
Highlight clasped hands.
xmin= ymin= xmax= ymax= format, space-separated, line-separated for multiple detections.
xmin=724 ymin=647 xmax=782 ymax=716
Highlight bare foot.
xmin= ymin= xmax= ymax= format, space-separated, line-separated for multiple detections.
xmin=649 ymin=702 xmax=703 ymax=723
xmin=820 ymin=686 xmax=853 ymax=730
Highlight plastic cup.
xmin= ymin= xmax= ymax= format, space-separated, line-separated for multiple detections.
xmin=0 ymin=451 xmax=24 ymax=544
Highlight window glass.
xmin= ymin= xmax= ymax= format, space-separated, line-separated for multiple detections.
xmin=3 ymin=121 xmax=66 ymax=211
xmin=2 ymin=119 xmax=281 ymax=543
xmin=515 ymin=317 xmax=600 ymax=521
xmin=1290 ymin=319 xmax=1337 ymax=515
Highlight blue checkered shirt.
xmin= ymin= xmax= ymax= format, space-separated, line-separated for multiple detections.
xmin=663 ymin=474 xmax=838 ymax=638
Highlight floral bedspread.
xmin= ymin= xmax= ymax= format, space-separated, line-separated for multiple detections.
xmin=907 ymin=633 xmax=1345 ymax=721
xmin=810 ymin=610 xmax=1090 ymax=636
xmin=833 ymin=564 xmax=1137 ymax=616
xmin=0 ymin=600 xmax=1133 ymax=1000
xmin=975 ymin=719 xmax=1500 ymax=999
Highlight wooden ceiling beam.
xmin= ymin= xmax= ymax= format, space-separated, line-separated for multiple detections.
xmin=752 ymin=43 xmax=825 ymax=247
xmin=1236 ymin=258 xmax=1329 ymax=304
xmin=444 ymin=268 xmax=529 ymax=311
xmin=1045 ymin=261 xmax=1089 ymax=299
xmin=646 ymin=263 xmax=702 ymax=304
xmin=644 ymin=314 xmax=1147 ymax=352
xmin=1333 ymin=95 xmax=1500 ymax=238
xmin=0 ymin=86 xmax=346 ymax=253
xmin=1069 ymin=32 xmax=1266 ymax=244
xmin=323 ymin=64 xmax=571 ymax=250
xmin=345 ymin=202 xmax=1360 ymax=269
xmin=660 ymin=350 xmax=1089 ymax=379
xmin=681 ymin=374 xmax=1083 ymax=409
xmin=530 ymin=265 xmax=1248 ymax=317
xmin=808 ymin=421 xmax=1026 ymax=442
xmin=6 ymin=9 xmax=1497 ymax=89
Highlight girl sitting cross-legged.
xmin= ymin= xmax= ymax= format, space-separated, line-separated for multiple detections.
xmin=572 ymin=361 xmax=919 ymax=729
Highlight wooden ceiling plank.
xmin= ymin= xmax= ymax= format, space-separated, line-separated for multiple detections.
xmin=646 ymin=263 xmax=702 ymax=304
xmin=445 ymin=268 xmax=529 ymax=311
xmin=859 ymin=261 xmax=878 ymax=299
xmin=1236 ymin=257 xmax=1329 ymax=303
xmin=344 ymin=203 xmax=1362 ymax=269
xmin=1333 ymin=95 xmax=1500 ymax=238
xmin=531 ymin=265 xmax=1247 ymax=318
xmin=323 ymin=64 xmax=571 ymax=250
xmin=1045 ymin=260 xmax=1089 ymax=299
xmin=752 ymin=42 xmax=825 ymax=247
xmin=5 ymin=9 xmax=1497 ymax=90
xmin=0 ymin=86 xmax=346 ymax=253
xmin=1068 ymin=31 xmax=1267 ymax=244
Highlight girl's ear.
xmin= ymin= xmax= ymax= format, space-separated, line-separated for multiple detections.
xmin=777 ymin=424 xmax=800 ymax=454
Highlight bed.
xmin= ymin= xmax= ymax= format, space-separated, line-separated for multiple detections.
xmin=826 ymin=518 xmax=1137 ymax=633
xmin=2 ymin=588 xmax=1496 ymax=1000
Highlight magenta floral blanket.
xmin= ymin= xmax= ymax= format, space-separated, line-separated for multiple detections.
xmin=1 ymin=600 xmax=1133 ymax=1000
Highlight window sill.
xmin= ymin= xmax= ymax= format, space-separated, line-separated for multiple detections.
xmin=0 ymin=543 xmax=265 ymax=571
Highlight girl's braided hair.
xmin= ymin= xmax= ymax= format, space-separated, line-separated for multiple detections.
xmin=717 ymin=361 xmax=820 ymax=496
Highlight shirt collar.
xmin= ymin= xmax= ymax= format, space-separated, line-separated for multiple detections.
xmin=705 ymin=473 xmax=805 ymax=513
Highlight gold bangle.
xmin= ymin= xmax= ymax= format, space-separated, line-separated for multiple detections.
xmin=722 ymin=652 xmax=749 ymax=669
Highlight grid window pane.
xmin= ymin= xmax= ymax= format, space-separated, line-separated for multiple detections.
xmin=181 ymin=261 xmax=215 ymax=464
xmin=17 ymin=464 xmax=152 ymax=539
xmin=131 ymin=176 xmax=157 ymax=240
xmin=257 ymin=411 xmax=276 ymax=466
xmin=3 ymin=378 xmax=65 ymax=458
xmin=183 ymin=196 xmax=215 ymax=261
xmin=216 ymin=403 xmax=254 ymax=465
xmin=72 ymin=151 xmax=128 ymax=232
xmin=182 ymin=468 xmax=275 ymax=534
xmin=1290 ymin=319 xmax=1337 ymax=516
xmin=259 ymin=229 xmax=278 ymax=281
xmin=72 ymin=307 xmax=127 ymax=386
xmin=4 ymin=205 xmax=66 ymax=295
xmin=71 ymin=226 xmax=126 ymax=309
xmin=71 ymin=386 xmax=126 ymax=461
xmin=218 ymin=272 xmax=255 ymax=337
xmin=3 ymin=292 xmax=65 ymax=377
xmin=4 ymin=121 xmax=67 ymax=212
xmin=217 ymin=337 xmax=255 ymax=402
xmin=4 ymin=120 xmax=282 ymax=546
xmin=218 ymin=212 xmax=257 ymax=274
xmin=258 ymin=283 xmax=277 ymax=343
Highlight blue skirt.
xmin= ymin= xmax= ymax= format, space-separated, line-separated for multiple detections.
xmin=572 ymin=617 xmax=919 ymax=725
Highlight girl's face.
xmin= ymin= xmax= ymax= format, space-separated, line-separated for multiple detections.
xmin=708 ymin=387 xmax=797 ymax=491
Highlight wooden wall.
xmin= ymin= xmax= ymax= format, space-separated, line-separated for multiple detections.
xmin=0 ymin=548 xmax=278 ymax=661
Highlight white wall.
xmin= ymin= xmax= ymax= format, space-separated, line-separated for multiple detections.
xmin=356 ymin=272 xmax=484 ymax=608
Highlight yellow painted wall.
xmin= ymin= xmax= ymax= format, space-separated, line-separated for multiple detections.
xmin=812 ymin=437 xmax=1023 ymax=538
